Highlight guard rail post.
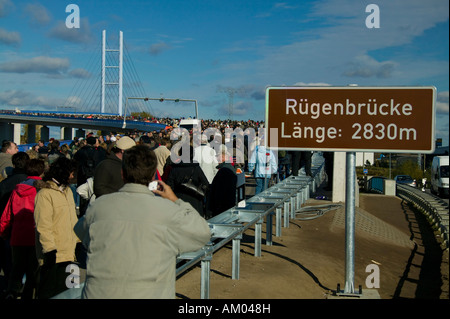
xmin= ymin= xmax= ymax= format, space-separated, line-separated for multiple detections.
xmin=290 ymin=195 xmax=296 ymax=219
xmin=283 ymin=200 xmax=290 ymax=228
xmin=201 ymin=253 xmax=212 ymax=299
xmin=296 ymin=192 xmax=302 ymax=210
xmin=232 ymin=235 xmax=242 ymax=280
xmin=255 ymin=217 xmax=264 ymax=257
xmin=266 ymin=212 xmax=273 ymax=246
xmin=275 ymin=207 xmax=282 ymax=237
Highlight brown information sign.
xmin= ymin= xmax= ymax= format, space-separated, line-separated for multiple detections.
xmin=265 ymin=86 xmax=436 ymax=153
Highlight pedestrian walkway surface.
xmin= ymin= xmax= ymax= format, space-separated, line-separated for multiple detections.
xmin=176 ymin=188 xmax=449 ymax=299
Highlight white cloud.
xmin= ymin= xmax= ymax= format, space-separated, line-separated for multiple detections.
xmin=219 ymin=100 xmax=253 ymax=116
xmin=273 ymin=3 xmax=297 ymax=10
xmin=293 ymin=82 xmax=331 ymax=87
xmin=149 ymin=42 xmax=172 ymax=56
xmin=438 ymin=91 xmax=449 ymax=103
xmin=247 ymin=0 xmax=448 ymax=86
xmin=0 ymin=0 xmax=13 ymax=18
xmin=24 ymin=3 xmax=51 ymax=26
xmin=0 ymin=56 xmax=70 ymax=75
xmin=48 ymin=18 xmax=94 ymax=43
xmin=0 ymin=89 xmax=63 ymax=107
xmin=0 ymin=27 xmax=20 ymax=46
xmin=343 ymin=55 xmax=397 ymax=78
xmin=69 ymin=68 xmax=91 ymax=79
xmin=436 ymin=91 xmax=449 ymax=115
xmin=65 ymin=95 xmax=82 ymax=106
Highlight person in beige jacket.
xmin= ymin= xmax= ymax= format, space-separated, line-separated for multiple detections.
xmin=152 ymin=136 xmax=171 ymax=176
xmin=74 ymin=145 xmax=211 ymax=299
xmin=34 ymin=157 xmax=79 ymax=299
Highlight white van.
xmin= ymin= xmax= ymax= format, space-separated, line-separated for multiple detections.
xmin=179 ymin=119 xmax=201 ymax=131
xmin=430 ymin=155 xmax=449 ymax=198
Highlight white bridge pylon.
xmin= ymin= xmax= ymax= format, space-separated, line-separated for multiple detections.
xmin=101 ymin=30 xmax=123 ymax=116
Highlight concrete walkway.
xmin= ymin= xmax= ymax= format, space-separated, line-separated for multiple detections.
xmin=176 ymin=185 xmax=449 ymax=299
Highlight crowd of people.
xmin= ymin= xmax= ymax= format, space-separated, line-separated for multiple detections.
xmin=0 ymin=119 xmax=324 ymax=299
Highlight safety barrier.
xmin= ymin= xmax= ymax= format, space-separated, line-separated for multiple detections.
xmin=396 ymin=184 xmax=449 ymax=250
xmin=52 ymin=155 xmax=325 ymax=299
xmin=175 ymin=154 xmax=326 ymax=299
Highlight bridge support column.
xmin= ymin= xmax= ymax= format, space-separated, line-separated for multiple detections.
xmin=40 ymin=126 xmax=50 ymax=142
xmin=332 ymin=152 xmax=359 ymax=206
xmin=13 ymin=123 xmax=21 ymax=145
xmin=0 ymin=123 xmax=14 ymax=141
xmin=61 ymin=127 xmax=73 ymax=140
xmin=75 ymin=129 xmax=85 ymax=138
xmin=27 ymin=124 xmax=36 ymax=144
xmin=333 ymin=152 xmax=346 ymax=203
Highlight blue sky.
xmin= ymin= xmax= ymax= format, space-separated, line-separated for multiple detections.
xmin=0 ymin=0 xmax=449 ymax=145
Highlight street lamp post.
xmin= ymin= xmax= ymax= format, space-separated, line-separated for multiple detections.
xmin=122 ymin=97 xmax=145 ymax=129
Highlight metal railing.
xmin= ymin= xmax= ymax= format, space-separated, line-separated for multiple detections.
xmin=175 ymin=155 xmax=325 ymax=298
xmin=365 ymin=176 xmax=448 ymax=249
xmin=396 ymin=184 xmax=449 ymax=250
xmin=52 ymin=155 xmax=325 ymax=299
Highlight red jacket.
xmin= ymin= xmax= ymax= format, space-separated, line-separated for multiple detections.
xmin=0 ymin=176 xmax=42 ymax=246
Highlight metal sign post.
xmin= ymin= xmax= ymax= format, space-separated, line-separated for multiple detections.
xmin=265 ymin=85 xmax=436 ymax=297
xmin=344 ymin=151 xmax=356 ymax=294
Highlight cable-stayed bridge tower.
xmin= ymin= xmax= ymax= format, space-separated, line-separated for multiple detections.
xmin=63 ymin=30 xmax=152 ymax=116
xmin=102 ymin=30 xmax=123 ymax=115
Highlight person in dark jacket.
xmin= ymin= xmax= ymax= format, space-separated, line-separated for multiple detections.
xmin=93 ymin=136 xmax=136 ymax=198
xmin=290 ymin=151 xmax=312 ymax=177
xmin=73 ymin=136 xmax=106 ymax=217
xmin=0 ymin=152 xmax=30 ymax=214
xmin=206 ymin=147 xmax=237 ymax=219
xmin=166 ymin=145 xmax=209 ymax=217
xmin=74 ymin=136 xmax=136 ymax=269
xmin=47 ymin=140 xmax=65 ymax=164
xmin=74 ymin=136 xmax=106 ymax=186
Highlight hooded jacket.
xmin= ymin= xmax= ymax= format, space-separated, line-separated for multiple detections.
xmin=0 ymin=176 xmax=44 ymax=246
xmin=0 ymin=168 xmax=29 ymax=219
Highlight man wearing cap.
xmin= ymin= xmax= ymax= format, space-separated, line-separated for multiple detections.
xmin=93 ymin=136 xmax=136 ymax=199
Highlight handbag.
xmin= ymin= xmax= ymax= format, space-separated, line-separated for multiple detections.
xmin=179 ymin=168 xmax=208 ymax=199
